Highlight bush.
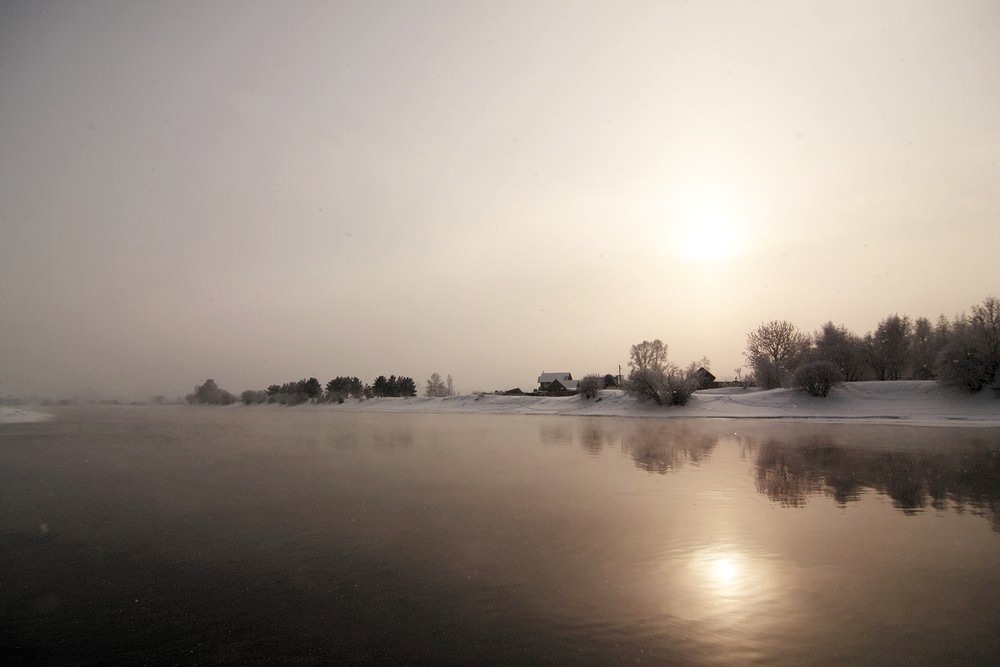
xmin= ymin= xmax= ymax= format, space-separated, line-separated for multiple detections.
xmin=664 ymin=369 xmax=698 ymax=405
xmin=240 ymin=389 xmax=267 ymax=405
xmin=578 ymin=374 xmax=603 ymax=399
xmin=187 ymin=379 xmax=236 ymax=405
xmin=793 ymin=361 xmax=843 ymax=397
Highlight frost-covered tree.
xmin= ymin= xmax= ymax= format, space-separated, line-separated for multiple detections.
xmin=936 ymin=319 xmax=992 ymax=392
xmin=865 ymin=315 xmax=911 ymax=380
xmin=813 ymin=322 xmax=867 ymax=382
xmin=908 ymin=317 xmax=936 ymax=380
xmin=188 ymin=378 xmax=236 ymax=405
xmin=744 ymin=321 xmax=810 ymax=389
xmin=669 ymin=363 xmax=703 ymax=405
xmin=936 ymin=296 xmax=1000 ymax=391
xmin=624 ymin=339 xmax=697 ymax=405
xmin=240 ymin=389 xmax=267 ymax=405
xmin=425 ymin=372 xmax=448 ymax=397
xmin=625 ymin=339 xmax=671 ymax=405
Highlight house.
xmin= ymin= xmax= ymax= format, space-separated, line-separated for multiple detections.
xmin=694 ymin=367 xmax=716 ymax=389
xmin=537 ymin=372 xmax=578 ymax=392
xmin=544 ymin=379 xmax=579 ymax=394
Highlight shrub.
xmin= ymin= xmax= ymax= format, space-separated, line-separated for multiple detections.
xmin=664 ymin=369 xmax=699 ymax=405
xmin=240 ymin=389 xmax=267 ymax=405
xmin=578 ymin=374 xmax=603 ymax=399
xmin=793 ymin=361 xmax=843 ymax=397
xmin=187 ymin=379 xmax=236 ymax=405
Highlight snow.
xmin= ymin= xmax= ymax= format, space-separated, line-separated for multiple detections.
xmin=308 ymin=381 xmax=1000 ymax=427
xmin=0 ymin=406 xmax=54 ymax=424
xmin=2 ymin=382 xmax=996 ymax=427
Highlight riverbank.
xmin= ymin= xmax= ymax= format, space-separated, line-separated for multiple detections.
xmin=310 ymin=381 xmax=1000 ymax=427
xmin=4 ymin=381 xmax=997 ymax=426
xmin=0 ymin=406 xmax=55 ymax=424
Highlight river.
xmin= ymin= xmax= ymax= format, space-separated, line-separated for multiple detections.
xmin=2 ymin=407 xmax=999 ymax=664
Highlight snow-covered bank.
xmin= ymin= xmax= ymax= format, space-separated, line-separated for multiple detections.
xmin=302 ymin=381 xmax=1000 ymax=427
xmin=0 ymin=407 xmax=54 ymax=424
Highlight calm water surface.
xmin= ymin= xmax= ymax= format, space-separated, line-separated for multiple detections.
xmin=2 ymin=407 xmax=999 ymax=665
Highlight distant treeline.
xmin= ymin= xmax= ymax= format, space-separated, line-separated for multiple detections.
xmin=185 ymin=296 xmax=998 ymax=410
xmin=187 ymin=374 xmax=423 ymax=406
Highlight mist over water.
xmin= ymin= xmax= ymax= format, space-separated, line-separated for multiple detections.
xmin=2 ymin=408 xmax=999 ymax=664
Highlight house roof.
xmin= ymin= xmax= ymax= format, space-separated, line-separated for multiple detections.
xmin=538 ymin=372 xmax=573 ymax=383
xmin=547 ymin=378 xmax=579 ymax=391
xmin=695 ymin=367 xmax=716 ymax=380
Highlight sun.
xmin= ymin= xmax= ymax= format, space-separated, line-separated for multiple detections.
xmin=675 ymin=201 xmax=744 ymax=261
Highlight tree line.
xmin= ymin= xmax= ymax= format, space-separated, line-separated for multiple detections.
xmin=614 ymin=295 xmax=998 ymax=405
xmin=188 ymin=371 xmax=457 ymax=405
xmin=185 ymin=296 xmax=997 ymax=409
xmin=741 ymin=295 xmax=999 ymax=395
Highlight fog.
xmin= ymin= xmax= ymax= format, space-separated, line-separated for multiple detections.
xmin=2 ymin=1 xmax=998 ymax=399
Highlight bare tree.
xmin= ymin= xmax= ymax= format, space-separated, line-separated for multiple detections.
xmin=744 ymin=321 xmax=810 ymax=389
xmin=970 ymin=296 xmax=1000 ymax=382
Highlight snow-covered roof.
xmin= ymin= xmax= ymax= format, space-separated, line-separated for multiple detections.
xmin=538 ymin=372 xmax=573 ymax=383
xmin=550 ymin=379 xmax=579 ymax=390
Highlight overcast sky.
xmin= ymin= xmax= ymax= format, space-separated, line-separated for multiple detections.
xmin=2 ymin=0 xmax=998 ymax=399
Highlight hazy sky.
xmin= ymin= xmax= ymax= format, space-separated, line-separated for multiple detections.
xmin=2 ymin=1 xmax=998 ymax=399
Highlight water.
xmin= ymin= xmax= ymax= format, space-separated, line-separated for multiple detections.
xmin=2 ymin=407 xmax=999 ymax=665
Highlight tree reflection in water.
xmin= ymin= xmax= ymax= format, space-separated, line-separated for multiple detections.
xmin=623 ymin=424 xmax=717 ymax=474
xmin=753 ymin=435 xmax=1000 ymax=530
xmin=536 ymin=419 xmax=719 ymax=471
xmin=536 ymin=418 xmax=1000 ymax=530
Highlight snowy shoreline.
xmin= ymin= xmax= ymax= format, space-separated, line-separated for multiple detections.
xmin=3 ymin=382 xmax=997 ymax=427
xmin=0 ymin=407 xmax=55 ymax=424
xmin=294 ymin=381 xmax=1000 ymax=427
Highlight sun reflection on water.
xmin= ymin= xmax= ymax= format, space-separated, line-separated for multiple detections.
xmin=661 ymin=545 xmax=780 ymax=624
xmin=710 ymin=556 xmax=740 ymax=587
xmin=693 ymin=549 xmax=753 ymax=600
xmin=655 ymin=545 xmax=784 ymax=662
